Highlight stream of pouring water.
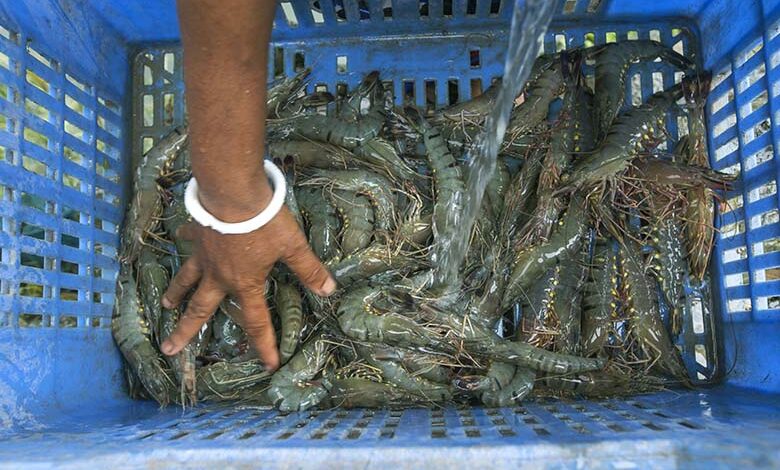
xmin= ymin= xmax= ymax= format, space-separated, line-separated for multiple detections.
xmin=431 ymin=0 xmax=555 ymax=288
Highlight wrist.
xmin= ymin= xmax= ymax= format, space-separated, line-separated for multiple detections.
xmin=195 ymin=166 xmax=274 ymax=223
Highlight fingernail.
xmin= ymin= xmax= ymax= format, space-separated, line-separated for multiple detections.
xmin=320 ymin=277 xmax=337 ymax=296
xmin=161 ymin=296 xmax=173 ymax=309
xmin=161 ymin=341 xmax=176 ymax=355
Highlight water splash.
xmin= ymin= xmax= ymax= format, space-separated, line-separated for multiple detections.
xmin=431 ymin=0 xmax=555 ymax=288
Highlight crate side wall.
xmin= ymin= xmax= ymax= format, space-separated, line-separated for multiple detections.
xmin=0 ymin=0 xmax=132 ymax=427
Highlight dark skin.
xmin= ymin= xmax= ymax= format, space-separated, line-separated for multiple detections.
xmin=161 ymin=0 xmax=336 ymax=372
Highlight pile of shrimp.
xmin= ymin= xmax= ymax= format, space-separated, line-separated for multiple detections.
xmin=114 ymin=39 xmax=735 ymax=410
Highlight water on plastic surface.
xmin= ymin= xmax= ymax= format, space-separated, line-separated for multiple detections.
xmin=431 ymin=0 xmax=555 ymax=287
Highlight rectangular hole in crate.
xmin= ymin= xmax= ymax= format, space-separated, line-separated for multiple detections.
xmin=403 ymin=80 xmax=415 ymax=104
xmin=738 ymin=93 xmax=766 ymax=124
xmin=65 ymin=74 xmax=90 ymax=95
xmin=563 ymin=0 xmax=577 ymax=14
xmin=65 ymin=95 xmax=87 ymax=117
xmin=587 ymin=0 xmax=603 ymax=13
xmin=466 ymin=0 xmax=476 ymax=15
xmin=142 ymin=137 xmax=154 ymax=154
xmin=470 ymin=49 xmax=480 ymax=68
xmin=59 ymin=315 xmax=77 ymax=328
xmin=720 ymin=220 xmax=745 ymax=239
xmin=21 ymin=222 xmax=48 ymax=241
xmin=443 ymin=0 xmax=453 ymax=16
xmin=715 ymin=137 xmax=739 ymax=161
xmin=649 ymin=29 xmax=661 ymax=42
xmin=0 ymin=51 xmax=10 ymax=70
xmin=96 ymin=158 xmax=119 ymax=184
xmin=0 ymin=112 xmax=11 ymax=132
xmin=19 ymin=313 xmax=44 ymax=327
xmin=470 ymin=78 xmax=482 ymax=97
xmin=713 ymin=113 xmax=736 ymax=137
xmin=63 ymin=205 xmax=81 ymax=222
xmin=280 ymin=2 xmax=299 ymax=27
xmin=64 ymin=146 xmax=85 ymax=167
xmin=26 ymin=70 xmax=50 ymax=95
xmin=743 ymin=117 xmax=770 ymax=145
xmin=0 ymin=146 xmax=13 ymax=164
xmin=652 ymin=72 xmax=665 ymax=93
xmin=336 ymin=55 xmax=347 ymax=74
xmin=754 ymin=236 xmax=780 ymax=255
xmin=336 ymin=82 xmax=348 ymax=101
xmin=555 ymin=34 xmax=567 ymax=52
xmin=691 ymin=297 xmax=705 ymax=334
xmin=60 ymin=259 xmax=78 ymax=275
xmin=738 ymin=63 xmax=766 ymax=94
xmin=725 ymin=272 xmax=750 ymax=287
xmin=163 ymin=93 xmax=175 ymax=126
xmin=630 ymin=73 xmax=642 ymax=106
xmin=332 ymin=0 xmax=346 ymax=21
xmin=745 ymin=145 xmax=774 ymax=171
xmin=357 ymin=0 xmax=369 ymax=20
xmin=143 ymin=64 xmax=153 ymax=86
xmin=489 ymin=0 xmax=501 ymax=15
xmin=448 ymin=79 xmax=459 ymax=105
xmin=22 ymin=155 xmax=49 ymax=178
xmin=606 ymin=31 xmax=618 ymax=43
xmin=20 ymin=282 xmax=44 ymax=298
xmin=60 ymin=287 xmax=78 ymax=301
xmin=26 ymin=45 xmax=53 ymax=70
xmin=711 ymin=89 xmax=735 ymax=114
xmin=163 ymin=52 xmax=175 ymax=75
xmin=20 ymin=252 xmax=44 ymax=269
xmin=736 ymin=40 xmax=763 ymax=68
xmin=21 ymin=192 xmax=54 ymax=214
xmin=23 ymin=127 xmax=49 ymax=151
xmin=0 ymin=83 xmax=10 ymax=102
xmin=293 ymin=52 xmax=305 ymax=72
xmin=722 ymin=245 xmax=747 ymax=263
xmin=756 ymin=266 xmax=780 ymax=282
xmin=274 ymin=47 xmax=285 ymax=78
xmin=65 ymin=120 xmax=86 ymax=142
xmin=750 ymin=209 xmax=778 ymax=230
xmin=25 ymin=98 xmax=50 ymax=122
xmin=383 ymin=0 xmax=393 ymax=19
xmin=97 ymin=139 xmax=119 ymax=159
xmin=419 ymin=0 xmax=428 ymax=18
xmin=425 ymin=80 xmax=436 ymax=111
xmin=0 ymin=25 xmax=15 ymax=42
xmin=311 ymin=1 xmax=325 ymax=23
xmin=727 ymin=298 xmax=752 ymax=313
xmin=143 ymin=95 xmax=154 ymax=127
xmin=63 ymin=173 xmax=81 ymax=192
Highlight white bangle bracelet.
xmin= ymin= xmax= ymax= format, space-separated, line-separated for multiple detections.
xmin=184 ymin=159 xmax=287 ymax=235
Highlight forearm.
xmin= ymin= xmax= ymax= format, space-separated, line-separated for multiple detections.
xmin=177 ymin=0 xmax=276 ymax=221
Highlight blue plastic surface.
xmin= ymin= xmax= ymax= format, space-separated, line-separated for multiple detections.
xmin=1 ymin=0 xmax=780 ymax=467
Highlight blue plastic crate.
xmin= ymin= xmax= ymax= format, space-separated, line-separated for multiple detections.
xmin=0 ymin=0 xmax=779 ymax=467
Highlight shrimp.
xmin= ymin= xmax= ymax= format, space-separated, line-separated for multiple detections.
xmin=269 ymin=140 xmax=352 ymax=170
xmin=563 ymin=80 xmax=686 ymax=189
xmin=589 ymin=40 xmax=693 ymax=139
xmin=197 ymin=360 xmax=272 ymax=402
xmin=357 ymin=344 xmax=453 ymax=401
xmin=121 ymin=127 xmax=188 ymax=262
xmin=112 ymin=266 xmax=175 ymax=406
xmin=302 ymin=169 xmax=397 ymax=233
xmin=481 ymin=366 xmax=536 ymax=406
xmin=502 ymin=194 xmax=588 ymax=310
xmin=295 ymin=186 xmax=342 ymax=261
xmin=275 ymin=282 xmax=304 ymax=365
xmin=620 ymin=241 xmax=691 ymax=385
xmin=266 ymin=68 xmax=311 ymax=119
xmin=404 ymin=107 xmax=466 ymax=262
xmin=504 ymin=60 xmax=564 ymax=140
xmin=267 ymin=333 xmax=333 ymax=412
xmin=581 ymin=240 xmax=619 ymax=357
xmin=329 ymin=189 xmax=375 ymax=255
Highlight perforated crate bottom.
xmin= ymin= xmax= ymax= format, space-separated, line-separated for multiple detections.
xmin=2 ymin=387 xmax=778 ymax=468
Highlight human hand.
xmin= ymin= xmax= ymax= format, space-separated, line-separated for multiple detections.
xmin=160 ymin=201 xmax=336 ymax=372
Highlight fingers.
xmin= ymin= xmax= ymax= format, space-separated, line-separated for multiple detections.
xmin=162 ymin=255 xmax=202 ymax=309
xmin=283 ymin=229 xmax=337 ymax=297
xmin=237 ymin=291 xmax=280 ymax=372
xmin=161 ymin=278 xmax=224 ymax=356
